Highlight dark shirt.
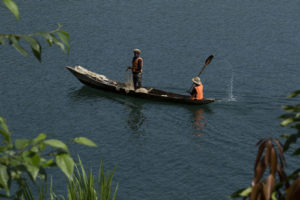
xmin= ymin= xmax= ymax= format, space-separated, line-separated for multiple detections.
xmin=132 ymin=56 xmax=142 ymax=72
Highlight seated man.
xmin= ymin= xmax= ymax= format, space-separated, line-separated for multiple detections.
xmin=190 ymin=77 xmax=203 ymax=100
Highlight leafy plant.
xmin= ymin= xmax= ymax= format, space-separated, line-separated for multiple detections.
xmin=1 ymin=1 xmax=118 ymax=199
xmin=230 ymin=138 xmax=287 ymax=199
xmin=280 ymin=90 xmax=300 ymax=155
xmin=0 ymin=117 xmax=97 ymax=199
xmin=230 ymin=90 xmax=300 ymax=200
xmin=0 ymin=0 xmax=70 ymax=61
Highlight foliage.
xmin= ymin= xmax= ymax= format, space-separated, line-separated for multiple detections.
xmin=13 ymin=158 xmax=118 ymax=200
xmin=0 ymin=117 xmax=97 ymax=199
xmin=2 ymin=0 xmax=19 ymax=20
xmin=66 ymin=157 xmax=118 ymax=200
xmin=0 ymin=0 xmax=70 ymax=61
xmin=16 ymin=179 xmax=48 ymax=200
xmin=280 ymin=90 xmax=300 ymax=155
xmin=230 ymin=90 xmax=300 ymax=200
xmin=1 ymin=2 xmax=118 ymax=200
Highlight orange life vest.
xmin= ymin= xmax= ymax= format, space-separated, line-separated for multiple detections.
xmin=132 ymin=57 xmax=143 ymax=73
xmin=190 ymin=85 xmax=203 ymax=100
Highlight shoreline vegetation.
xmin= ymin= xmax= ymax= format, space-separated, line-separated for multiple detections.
xmin=230 ymin=90 xmax=300 ymax=200
xmin=1 ymin=0 xmax=299 ymax=199
xmin=1 ymin=1 xmax=118 ymax=199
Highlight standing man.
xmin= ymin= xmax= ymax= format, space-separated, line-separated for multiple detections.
xmin=128 ymin=49 xmax=143 ymax=90
xmin=190 ymin=77 xmax=203 ymax=100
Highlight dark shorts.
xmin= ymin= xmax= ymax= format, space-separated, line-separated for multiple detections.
xmin=132 ymin=72 xmax=142 ymax=89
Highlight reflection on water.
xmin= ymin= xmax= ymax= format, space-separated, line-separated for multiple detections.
xmin=69 ymin=87 xmax=215 ymax=136
xmin=68 ymin=86 xmax=109 ymax=101
xmin=68 ymin=86 xmax=146 ymax=132
xmin=126 ymin=102 xmax=145 ymax=132
xmin=188 ymin=107 xmax=211 ymax=137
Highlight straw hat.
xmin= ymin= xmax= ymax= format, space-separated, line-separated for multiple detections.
xmin=192 ymin=77 xmax=202 ymax=85
xmin=133 ymin=49 xmax=141 ymax=54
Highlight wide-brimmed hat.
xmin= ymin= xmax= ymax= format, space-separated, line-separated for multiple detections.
xmin=192 ymin=77 xmax=202 ymax=85
xmin=133 ymin=49 xmax=141 ymax=54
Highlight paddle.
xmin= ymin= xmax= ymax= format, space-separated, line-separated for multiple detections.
xmin=187 ymin=55 xmax=214 ymax=94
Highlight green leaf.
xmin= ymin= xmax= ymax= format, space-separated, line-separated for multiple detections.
xmin=15 ymin=139 xmax=29 ymax=150
xmin=22 ymin=150 xmax=30 ymax=157
xmin=56 ymin=154 xmax=74 ymax=180
xmin=73 ymin=137 xmax=97 ymax=147
xmin=30 ymin=146 xmax=39 ymax=153
xmin=0 ymin=164 xmax=9 ymax=195
xmin=56 ymin=30 xmax=70 ymax=53
xmin=42 ymin=159 xmax=54 ymax=167
xmin=281 ymin=117 xmax=295 ymax=126
xmin=21 ymin=35 xmax=42 ymax=61
xmin=0 ymin=117 xmax=12 ymax=145
xmin=39 ymin=32 xmax=54 ymax=46
xmin=23 ymin=151 xmax=40 ymax=164
xmin=288 ymin=90 xmax=300 ymax=98
xmin=31 ymin=154 xmax=41 ymax=166
xmin=10 ymin=36 xmax=29 ymax=57
xmin=112 ymin=183 xmax=119 ymax=200
xmin=282 ymin=105 xmax=300 ymax=113
xmin=229 ymin=187 xmax=252 ymax=198
xmin=3 ymin=0 xmax=19 ymax=20
xmin=50 ymin=34 xmax=65 ymax=52
xmin=39 ymin=142 xmax=46 ymax=151
xmin=44 ymin=139 xmax=69 ymax=152
xmin=23 ymin=153 xmax=40 ymax=181
xmin=271 ymin=191 xmax=278 ymax=200
xmin=32 ymin=133 xmax=47 ymax=145
xmin=21 ymin=36 xmax=40 ymax=51
xmin=279 ymin=113 xmax=295 ymax=120
xmin=25 ymin=163 xmax=40 ymax=181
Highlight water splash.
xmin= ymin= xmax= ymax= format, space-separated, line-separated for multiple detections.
xmin=228 ymin=70 xmax=236 ymax=102
xmin=216 ymin=60 xmax=237 ymax=103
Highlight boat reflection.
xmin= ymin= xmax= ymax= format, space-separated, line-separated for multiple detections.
xmin=68 ymin=86 xmax=146 ymax=132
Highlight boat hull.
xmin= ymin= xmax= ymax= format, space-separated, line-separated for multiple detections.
xmin=66 ymin=66 xmax=214 ymax=105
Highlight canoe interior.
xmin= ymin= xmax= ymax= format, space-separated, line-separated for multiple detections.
xmin=66 ymin=66 xmax=214 ymax=105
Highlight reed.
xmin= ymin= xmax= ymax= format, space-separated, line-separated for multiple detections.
xmin=66 ymin=157 xmax=118 ymax=200
xmin=16 ymin=158 xmax=118 ymax=200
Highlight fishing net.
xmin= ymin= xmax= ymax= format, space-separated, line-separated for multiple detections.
xmin=125 ymin=70 xmax=134 ymax=90
xmin=75 ymin=66 xmax=109 ymax=81
xmin=74 ymin=66 xmax=115 ymax=85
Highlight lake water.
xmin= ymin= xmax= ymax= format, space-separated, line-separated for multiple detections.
xmin=1 ymin=1 xmax=300 ymax=199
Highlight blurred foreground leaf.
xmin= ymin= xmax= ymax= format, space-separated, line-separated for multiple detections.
xmin=230 ymin=187 xmax=252 ymax=198
xmin=3 ymin=0 xmax=19 ymax=20
xmin=73 ymin=137 xmax=97 ymax=147
xmin=44 ymin=139 xmax=69 ymax=152
xmin=56 ymin=154 xmax=74 ymax=180
xmin=288 ymin=90 xmax=300 ymax=98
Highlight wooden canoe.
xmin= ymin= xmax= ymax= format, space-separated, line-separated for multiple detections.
xmin=66 ymin=66 xmax=214 ymax=105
